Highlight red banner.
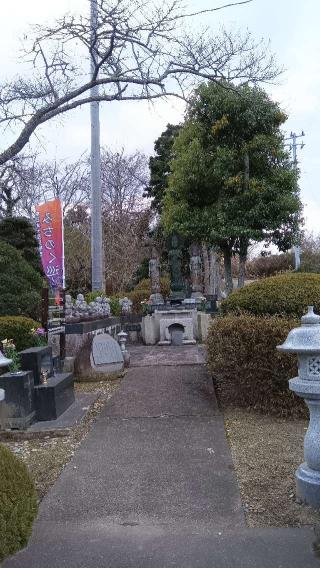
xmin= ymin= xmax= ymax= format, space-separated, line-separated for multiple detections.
xmin=35 ymin=199 xmax=65 ymax=290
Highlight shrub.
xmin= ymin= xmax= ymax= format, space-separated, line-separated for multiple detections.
xmin=84 ymin=291 xmax=121 ymax=316
xmin=0 ymin=316 xmax=41 ymax=351
xmin=0 ymin=444 xmax=38 ymax=562
xmin=85 ymin=290 xmax=105 ymax=304
xmin=0 ymin=217 xmax=43 ymax=275
xmin=246 ymin=253 xmax=294 ymax=278
xmin=207 ymin=313 xmax=304 ymax=417
xmin=109 ymin=296 xmax=121 ymax=317
xmin=0 ymin=241 xmax=43 ymax=318
xmin=128 ymin=276 xmax=171 ymax=314
xmin=222 ymin=272 xmax=320 ymax=318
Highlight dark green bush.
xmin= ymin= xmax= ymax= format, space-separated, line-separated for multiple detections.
xmin=0 ymin=241 xmax=43 ymax=318
xmin=222 ymin=273 xmax=320 ymax=318
xmin=0 ymin=316 xmax=41 ymax=351
xmin=207 ymin=313 xmax=304 ymax=417
xmin=0 ymin=217 xmax=43 ymax=275
xmin=0 ymin=444 xmax=38 ymax=562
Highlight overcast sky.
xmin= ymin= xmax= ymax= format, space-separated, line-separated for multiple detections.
xmin=0 ymin=0 xmax=319 ymax=232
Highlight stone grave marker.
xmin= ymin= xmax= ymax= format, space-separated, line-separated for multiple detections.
xmin=90 ymin=334 xmax=124 ymax=373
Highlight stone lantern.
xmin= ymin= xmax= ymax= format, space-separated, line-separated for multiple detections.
xmin=117 ymin=331 xmax=130 ymax=367
xmin=277 ymin=306 xmax=320 ymax=507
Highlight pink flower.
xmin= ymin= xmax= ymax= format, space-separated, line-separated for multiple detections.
xmin=35 ymin=327 xmax=46 ymax=336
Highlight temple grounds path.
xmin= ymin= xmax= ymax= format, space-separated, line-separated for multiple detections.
xmin=3 ymin=346 xmax=319 ymax=567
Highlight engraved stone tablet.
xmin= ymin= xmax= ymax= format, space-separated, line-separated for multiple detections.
xmin=90 ymin=334 xmax=124 ymax=373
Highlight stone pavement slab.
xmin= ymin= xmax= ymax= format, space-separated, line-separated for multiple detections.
xmin=31 ymin=415 xmax=243 ymax=530
xmin=3 ymin=524 xmax=320 ymax=568
xmin=105 ymin=365 xmax=218 ymax=418
xmin=128 ymin=345 xmax=206 ymax=367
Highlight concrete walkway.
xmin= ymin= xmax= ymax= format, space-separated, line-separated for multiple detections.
xmin=3 ymin=346 xmax=319 ymax=567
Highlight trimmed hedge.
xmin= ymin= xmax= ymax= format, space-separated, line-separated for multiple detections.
xmin=207 ymin=313 xmax=304 ymax=417
xmin=0 ymin=444 xmax=38 ymax=562
xmin=0 ymin=241 xmax=43 ymax=318
xmin=222 ymin=273 xmax=320 ymax=318
xmin=0 ymin=316 xmax=40 ymax=351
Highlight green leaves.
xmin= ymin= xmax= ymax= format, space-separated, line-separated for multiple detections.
xmin=163 ymin=81 xmax=301 ymax=255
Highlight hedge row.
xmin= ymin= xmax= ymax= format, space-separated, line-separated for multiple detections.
xmin=207 ymin=313 xmax=303 ymax=417
xmin=222 ymin=272 xmax=320 ymax=318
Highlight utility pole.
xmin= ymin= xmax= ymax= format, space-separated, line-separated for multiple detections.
xmin=285 ymin=130 xmax=305 ymax=271
xmin=90 ymin=0 xmax=103 ymax=291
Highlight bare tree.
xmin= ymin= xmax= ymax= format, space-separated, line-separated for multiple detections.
xmin=0 ymin=154 xmax=44 ymax=217
xmin=0 ymin=0 xmax=279 ymax=165
xmin=101 ymin=148 xmax=149 ymax=215
xmin=101 ymin=148 xmax=151 ymax=292
xmin=41 ymin=157 xmax=90 ymax=215
xmin=64 ymin=206 xmax=92 ymax=294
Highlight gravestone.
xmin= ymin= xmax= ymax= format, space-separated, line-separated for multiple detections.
xmin=90 ymin=334 xmax=124 ymax=373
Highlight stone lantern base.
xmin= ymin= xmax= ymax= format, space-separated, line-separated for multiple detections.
xmin=289 ymin=377 xmax=320 ymax=507
xmin=296 ymin=463 xmax=320 ymax=507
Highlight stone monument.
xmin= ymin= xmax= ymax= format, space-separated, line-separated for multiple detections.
xmin=168 ymin=233 xmax=185 ymax=302
xmin=149 ymin=246 xmax=164 ymax=305
xmin=90 ymin=334 xmax=124 ymax=373
xmin=189 ymin=243 xmax=204 ymax=302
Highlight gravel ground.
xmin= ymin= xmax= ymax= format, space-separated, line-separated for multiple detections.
xmin=224 ymin=407 xmax=320 ymax=528
xmin=3 ymin=380 xmax=120 ymax=500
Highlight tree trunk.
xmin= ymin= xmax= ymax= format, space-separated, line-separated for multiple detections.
xmin=237 ymin=238 xmax=248 ymax=288
xmin=223 ymin=247 xmax=233 ymax=295
xmin=5 ymin=188 xmax=14 ymax=217
xmin=202 ymin=244 xmax=210 ymax=295
xmin=209 ymin=247 xmax=221 ymax=299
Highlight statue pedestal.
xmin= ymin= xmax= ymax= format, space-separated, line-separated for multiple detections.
xmin=150 ymin=293 xmax=164 ymax=305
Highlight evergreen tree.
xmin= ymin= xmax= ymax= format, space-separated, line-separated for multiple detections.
xmin=0 ymin=217 xmax=43 ymax=275
xmin=146 ymin=124 xmax=181 ymax=213
xmin=163 ymin=82 xmax=302 ymax=292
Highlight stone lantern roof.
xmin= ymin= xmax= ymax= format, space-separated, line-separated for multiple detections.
xmin=277 ymin=306 xmax=320 ymax=354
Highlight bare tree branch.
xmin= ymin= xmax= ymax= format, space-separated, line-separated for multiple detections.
xmin=0 ymin=0 xmax=279 ymax=165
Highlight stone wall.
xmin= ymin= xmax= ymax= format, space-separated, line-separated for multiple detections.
xmin=65 ymin=316 xmax=143 ymax=359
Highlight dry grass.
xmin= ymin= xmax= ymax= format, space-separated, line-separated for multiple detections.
xmin=225 ymin=407 xmax=320 ymax=527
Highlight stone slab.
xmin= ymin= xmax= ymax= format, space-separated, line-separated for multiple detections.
xmin=90 ymin=334 xmax=124 ymax=373
xmin=0 ymin=371 xmax=35 ymax=430
xmin=3 ymin=526 xmax=319 ymax=568
xmin=21 ymin=415 xmax=244 ymax=529
xmin=128 ymin=345 xmax=206 ymax=367
xmin=105 ymin=365 xmax=217 ymax=418
xmin=34 ymin=372 xmax=75 ymax=421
